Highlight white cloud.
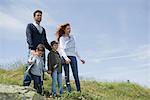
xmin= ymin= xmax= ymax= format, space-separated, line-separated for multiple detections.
xmin=0 ymin=11 xmax=25 ymax=31
xmin=90 ymin=44 xmax=150 ymax=63
xmin=132 ymin=44 xmax=150 ymax=61
xmin=0 ymin=12 xmax=26 ymax=41
xmin=0 ymin=11 xmax=26 ymax=41
xmin=0 ymin=0 xmax=60 ymax=41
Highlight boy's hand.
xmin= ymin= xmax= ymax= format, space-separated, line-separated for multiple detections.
xmin=28 ymin=59 xmax=33 ymax=64
xmin=28 ymin=61 xmax=33 ymax=64
xmin=47 ymin=70 xmax=51 ymax=74
xmin=80 ymin=59 xmax=85 ymax=64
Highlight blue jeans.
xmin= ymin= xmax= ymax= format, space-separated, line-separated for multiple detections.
xmin=51 ymin=69 xmax=63 ymax=96
xmin=31 ymin=74 xmax=43 ymax=95
xmin=63 ymin=56 xmax=81 ymax=92
xmin=23 ymin=69 xmax=32 ymax=86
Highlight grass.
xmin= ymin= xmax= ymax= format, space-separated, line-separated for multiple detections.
xmin=0 ymin=66 xmax=150 ymax=100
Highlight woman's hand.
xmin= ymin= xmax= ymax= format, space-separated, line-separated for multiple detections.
xmin=80 ymin=59 xmax=85 ymax=64
xmin=65 ymin=58 xmax=71 ymax=64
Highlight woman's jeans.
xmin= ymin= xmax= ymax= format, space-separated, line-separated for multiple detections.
xmin=51 ymin=70 xmax=63 ymax=96
xmin=63 ymin=56 xmax=81 ymax=92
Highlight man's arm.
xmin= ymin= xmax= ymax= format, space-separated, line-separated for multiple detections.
xmin=26 ymin=24 xmax=35 ymax=50
xmin=59 ymin=37 xmax=71 ymax=64
xmin=43 ymin=28 xmax=51 ymax=51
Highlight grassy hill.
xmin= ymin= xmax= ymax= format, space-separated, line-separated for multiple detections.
xmin=0 ymin=67 xmax=150 ymax=100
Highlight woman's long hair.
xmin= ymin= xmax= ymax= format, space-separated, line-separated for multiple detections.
xmin=56 ymin=23 xmax=70 ymax=42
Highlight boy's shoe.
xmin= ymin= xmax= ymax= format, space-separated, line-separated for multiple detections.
xmin=60 ymin=94 xmax=63 ymax=97
xmin=77 ymin=90 xmax=81 ymax=93
xmin=57 ymin=94 xmax=63 ymax=97
xmin=49 ymin=95 xmax=56 ymax=99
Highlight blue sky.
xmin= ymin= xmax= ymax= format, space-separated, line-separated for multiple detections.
xmin=0 ymin=0 xmax=150 ymax=87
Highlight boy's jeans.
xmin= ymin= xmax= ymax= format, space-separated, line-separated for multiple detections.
xmin=51 ymin=70 xmax=63 ymax=96
xmin=31 ymin=74 xmax=43 ymax=95
xmin=63 ymin=56 xmax=81 ymax=92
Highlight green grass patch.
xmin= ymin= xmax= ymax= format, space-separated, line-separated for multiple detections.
xmin=0 ymin=67 xmax=150 ymax=100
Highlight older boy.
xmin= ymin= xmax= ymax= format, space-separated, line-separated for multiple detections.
xmin=47 ymin=41 xmax=63 ymax=97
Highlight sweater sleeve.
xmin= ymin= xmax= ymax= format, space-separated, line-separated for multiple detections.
xmin=43 ymin=66 xmax=47 ymax=72
xmin=26 ymin=24 xmax=35 ymax=50
xmin=47 ymin=53 xmax=52 ymax=71
xmin=43 ymin=28 xmax=51 ymax=51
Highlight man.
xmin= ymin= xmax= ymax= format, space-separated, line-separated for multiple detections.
xmin=23 ymin=10 xmax=51 ymax=87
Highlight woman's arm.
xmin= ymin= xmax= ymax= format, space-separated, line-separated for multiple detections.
xmin=74 ymin=36 xmax=85 ymax=64
xmin=59 ymin=37 xmax=71 ymax=63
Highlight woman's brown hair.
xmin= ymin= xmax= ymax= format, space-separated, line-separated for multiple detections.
xmin=56 ymin=23 xmax=70 ymax=41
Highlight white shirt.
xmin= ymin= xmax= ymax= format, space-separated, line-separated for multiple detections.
xmin=58 ymin=35 xmax=81 ymax=61
xmin=33 ymin=22 xmax=43 ymax=34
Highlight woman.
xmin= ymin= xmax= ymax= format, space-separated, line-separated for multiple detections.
xmin=56 ymin=23 xmax=85 ymax=92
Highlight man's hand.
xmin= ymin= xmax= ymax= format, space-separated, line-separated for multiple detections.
xmin=30 ymin=50 xmax=37 ymax=55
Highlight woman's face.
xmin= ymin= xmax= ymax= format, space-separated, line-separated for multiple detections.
xmin=65 ymin=25 xmax=71 ymax=35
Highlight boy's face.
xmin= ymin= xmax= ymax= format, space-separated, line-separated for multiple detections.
xmin=52 ymin=44 xmax=58 ymax=51
xmin=37 ymin=50 xmax=44 ymax=57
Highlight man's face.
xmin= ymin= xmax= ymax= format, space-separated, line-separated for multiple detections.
xmin=34 ymin=12 xmax=42 ymax=23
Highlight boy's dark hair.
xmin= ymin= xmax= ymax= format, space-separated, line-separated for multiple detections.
xmin=50 ymin=41 xmax=58 ymax=46
xmin=36 ymin=44 xmax=45 ymax=52
xmin=33 ymin=10 xmax=42 ymax=17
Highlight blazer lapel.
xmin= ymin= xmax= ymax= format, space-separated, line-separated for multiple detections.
xmin=31 ymin=23 xmax=43 ymax=34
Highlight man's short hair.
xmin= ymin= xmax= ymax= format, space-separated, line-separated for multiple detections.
xmin=50 ymin=41 xmax=58 ymax=46
xmin=33 ymin=10 xmax=42 ymax=17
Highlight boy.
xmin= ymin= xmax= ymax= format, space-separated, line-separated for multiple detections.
xmin=47 ymin=41 xmax=63 ymax=97
xmin=25 ymin=44 xmax=48 ymax=95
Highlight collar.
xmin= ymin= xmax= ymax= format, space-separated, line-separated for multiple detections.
xmin=52 ymin=49 xmax=57 ymax=52
xmin=33 ymin=22 xmax=41 ymax=27
xmin=33 ymin=22 xmax=43 ymax=34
